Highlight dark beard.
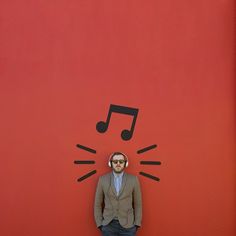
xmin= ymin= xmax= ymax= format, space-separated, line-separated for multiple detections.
xmin=113 ymin=167 xmax=124 ymax=174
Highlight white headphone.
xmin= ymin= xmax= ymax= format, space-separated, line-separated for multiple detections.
xmin=108 ymin=152 xmax=129 ymax=168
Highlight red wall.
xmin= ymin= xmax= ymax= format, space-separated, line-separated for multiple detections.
xmin=0 ymin=1 xmax=235 ymax=235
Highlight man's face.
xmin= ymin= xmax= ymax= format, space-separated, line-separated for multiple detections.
xmin=111 ymin=154 xmax=126 ymax=174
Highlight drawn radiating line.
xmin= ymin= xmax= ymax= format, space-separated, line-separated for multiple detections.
xmin=77 ymin=170 xmax=97 ymax=182
xmin=76 ymin=144 xmax=97 ymax=154
xmin=140 ymin=161 xmax=161 ymax=165
xmin=137 ymin=144 xmax=157 ymax=154
xmin=139 ymin=171 xmax=160 ymax=181
xmin=74 ymin=160 xmax=95 ymax=164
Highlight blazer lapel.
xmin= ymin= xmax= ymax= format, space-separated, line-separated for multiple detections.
xmin=110 ymin=173 xmax=117 ymax=197
xmin=118 ymin=172 xmax=127 ymax=197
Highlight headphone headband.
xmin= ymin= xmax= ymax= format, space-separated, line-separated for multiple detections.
xmin=108 ymin=152 xmax=129 ymax=167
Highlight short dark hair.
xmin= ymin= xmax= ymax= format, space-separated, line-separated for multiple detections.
xmin=110 ymin=152 xmax=127 ymax=161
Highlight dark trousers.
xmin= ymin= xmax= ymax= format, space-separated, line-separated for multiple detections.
xmin=101 ymin=220 xmax=137 ymax=236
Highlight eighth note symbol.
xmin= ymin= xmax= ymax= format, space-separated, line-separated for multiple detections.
xmin=96 ymin=104 xmax=139 ymax=141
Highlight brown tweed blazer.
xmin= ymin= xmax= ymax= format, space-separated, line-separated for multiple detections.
xmin=94 ymin=172 xmax=142 ymax=229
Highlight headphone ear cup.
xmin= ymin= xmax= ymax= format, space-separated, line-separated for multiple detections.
xmin=125 ymin=161 xmax=128 ymax=167
xmin=108 ymin=153 xmax=113 ymax=167
xmin=108 ymin=160 xmax=112 ymax=167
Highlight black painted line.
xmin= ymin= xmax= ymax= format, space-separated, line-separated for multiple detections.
xmin=139 ymin=172 xmax=160 ymax=181
xmin=77 ymin=170 xmax=97 ymax=182
xmin=140 ymin=161 xmax=161 ymax=165
xmin=137 ymin=144 xmax=157 ymax=154
xmin=74 ymin=160 xmax=95 ymax=164
xmin=76 ymin=144 xmax=97 ymax=154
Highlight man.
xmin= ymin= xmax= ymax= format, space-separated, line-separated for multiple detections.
xmin=94 ymin=152 xmax=142 ymax=236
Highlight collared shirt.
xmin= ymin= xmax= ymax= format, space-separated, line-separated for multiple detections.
xmin=113 ymin=171 xmax=124 ymax=196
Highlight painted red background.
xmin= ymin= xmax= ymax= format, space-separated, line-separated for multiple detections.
xmin=0 ymin=0 xmax=235 ymax=236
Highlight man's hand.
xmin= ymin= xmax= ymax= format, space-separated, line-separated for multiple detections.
xmin=135 ymin=225 xmax=140 ymax=231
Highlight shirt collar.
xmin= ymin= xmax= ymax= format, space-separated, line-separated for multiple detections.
xmin=113 ymin=171 xmax=124 ymax=178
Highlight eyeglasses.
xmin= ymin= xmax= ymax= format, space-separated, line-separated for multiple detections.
xmin=112 ymin=160 xmax=125 ymax=164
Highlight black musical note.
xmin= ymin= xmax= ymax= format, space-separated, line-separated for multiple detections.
xmin=96 ymin=104 xmax=139 ymax=141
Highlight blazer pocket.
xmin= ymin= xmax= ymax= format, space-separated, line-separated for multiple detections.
xmin=127 ymin=209 xmax=134 ymax=225
xmin=103 ymin=209 xmax=112 ymax=217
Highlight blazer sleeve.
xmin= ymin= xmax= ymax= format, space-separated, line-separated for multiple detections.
xmin=94 ymin=177 xmax=104 ymax=227
xmin=133 ymin=176 xmax=142 ymax=226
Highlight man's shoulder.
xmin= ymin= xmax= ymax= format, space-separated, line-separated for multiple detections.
xmin=99 ymin=172 xmax=112 ymax=181
xmin=99 ymin=172 xmax=138 ymax=180
xmin=125 ymin=172 xmax=139 ymax=180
